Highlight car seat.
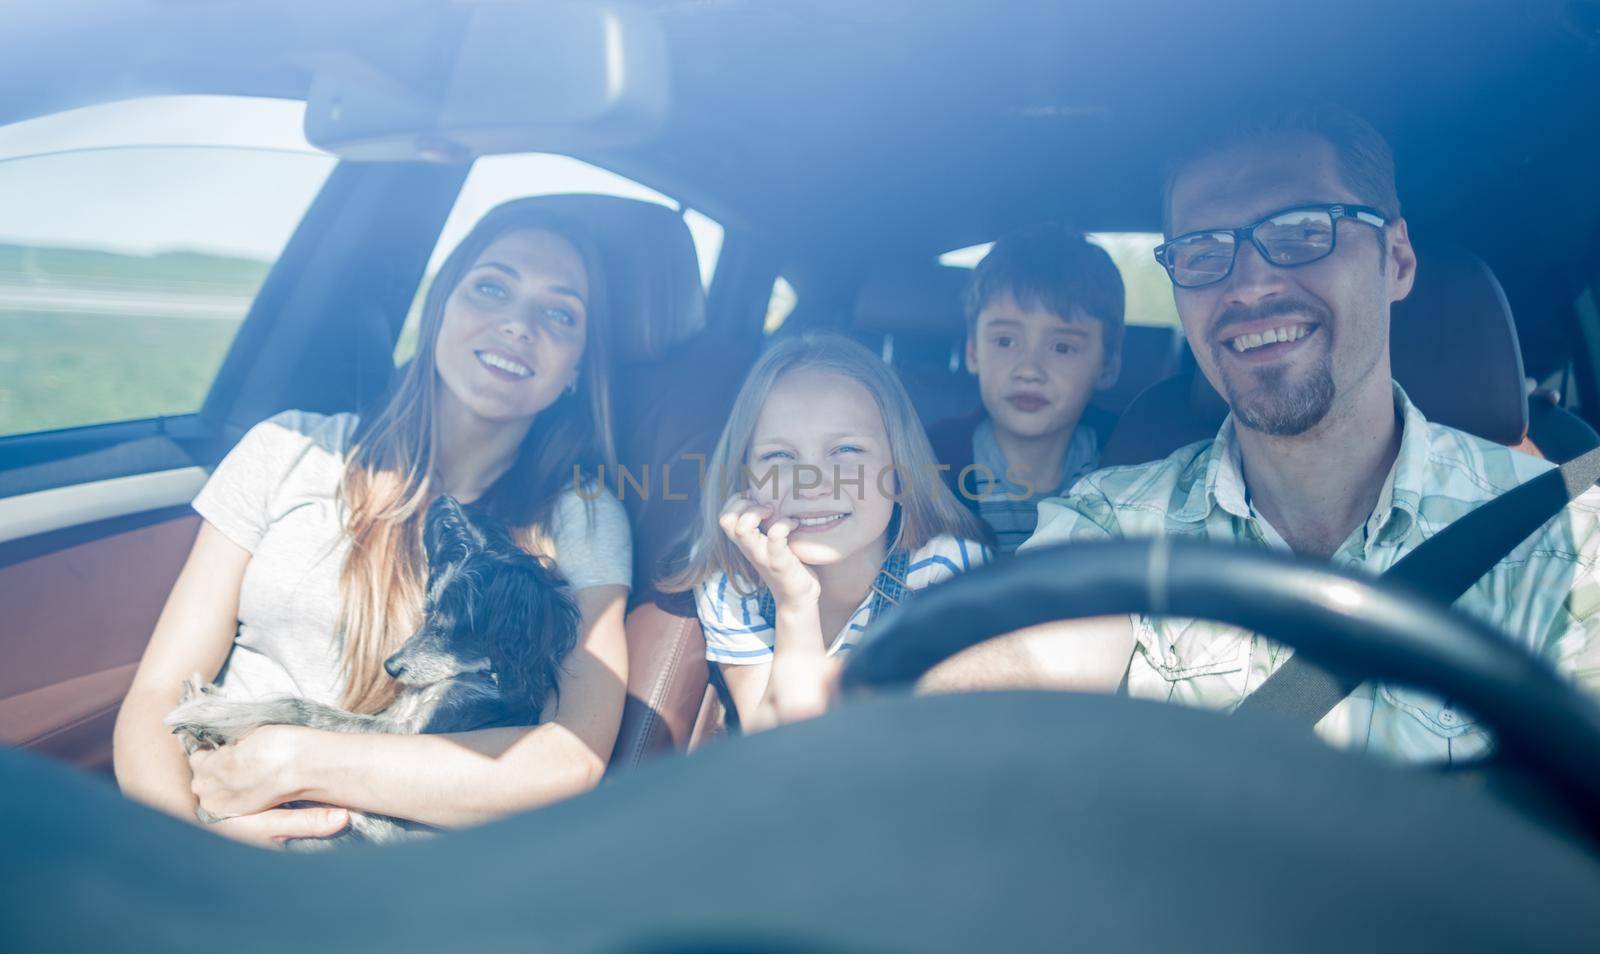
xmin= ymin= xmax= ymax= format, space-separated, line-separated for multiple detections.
xmin=851 ymin=263 xmax=980 ymax=426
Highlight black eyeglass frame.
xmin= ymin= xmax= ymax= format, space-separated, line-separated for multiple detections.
xmin=1153 ymin=203 xmax=1390 ymax=289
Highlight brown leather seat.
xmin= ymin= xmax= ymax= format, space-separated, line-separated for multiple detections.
xmin=1100 ymin=245 xmax=1594 ymax=465
xmin=513 ymin=194 xmax=746 ymax=771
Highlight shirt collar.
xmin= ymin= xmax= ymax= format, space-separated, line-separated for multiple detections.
xmin=1371 ymin=382 xmax=1430 ymax=542
xmin=973 ymin=416 xmax=1100 ymax=499
xmin=1174 ymin=381 xmax=1428 ymax=542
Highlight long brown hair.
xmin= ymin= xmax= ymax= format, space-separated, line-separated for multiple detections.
xmin=336 ymin=199 xmax=618 ymax=713
xmin=659 ymin=333 xmax=985 ymax=596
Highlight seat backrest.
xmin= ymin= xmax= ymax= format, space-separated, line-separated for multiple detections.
xmin=1092 ymin=324 xmax=1185 ymax=415
xmin=852 ymin=262 xmax=979 ymax=425
xmin=1103 ymin=245 xmax=1535 ymax=466
xmin=512 ymin=193 xmax=707 ymax=367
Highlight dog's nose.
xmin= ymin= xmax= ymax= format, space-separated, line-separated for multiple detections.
xmin=384 ymin=657 xmax=406 ymax=679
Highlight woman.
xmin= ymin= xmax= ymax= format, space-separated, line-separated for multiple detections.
xmin=113 ymin=198 xmax=632 ymax=848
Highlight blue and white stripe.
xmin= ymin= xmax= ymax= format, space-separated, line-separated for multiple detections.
xmin=696 ymin=534 xmax=989 ymax=665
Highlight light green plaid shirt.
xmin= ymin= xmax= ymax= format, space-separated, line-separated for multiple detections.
xmin=1020 ymin=383 xmax=1600 ymax=763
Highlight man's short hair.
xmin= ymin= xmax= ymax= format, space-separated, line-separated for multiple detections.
xmin=1161 ymin=104 xmax=1401 ymax=236
xmin=963 ymin=224 xmax=1126 ymax=359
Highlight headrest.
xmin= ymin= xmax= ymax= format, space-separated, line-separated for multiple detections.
xmin=853 ymin=264 xmax=970 ymax=340
xmin=1189 ymin=245 xmax=1528 ymax=445
xmin=1389 ymin=245 xmax=1527 ymax=443
xmin=511 ymin=193 xmax=706 ymax=366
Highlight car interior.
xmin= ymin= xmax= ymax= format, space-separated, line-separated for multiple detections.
xmin=5 ymin=0 xmax=1600 ymax=770
xmin=5 ymin=1 xmax=1600 ymax=944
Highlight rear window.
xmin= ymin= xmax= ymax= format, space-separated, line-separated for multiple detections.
xmin=939 ymin=233 xmax=1180 ymax=328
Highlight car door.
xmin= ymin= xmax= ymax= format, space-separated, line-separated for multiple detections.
xmin=0 ymin=94 xmax=465 ymax=772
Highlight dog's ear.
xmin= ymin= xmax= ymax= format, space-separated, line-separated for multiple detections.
xmin=465 ymin=506 xmax=522 ymax=555
xmin=424 ymin=495 xmax=485 ymax=569
xmin=484 ymin=557 xmax=581 ymax=719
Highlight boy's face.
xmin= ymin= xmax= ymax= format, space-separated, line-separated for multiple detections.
xmin=966 ymin=294 xmax=1110 ymax=441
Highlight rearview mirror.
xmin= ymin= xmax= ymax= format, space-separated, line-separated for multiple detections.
xmin=304 ymin=1 xmax=668 ymax=161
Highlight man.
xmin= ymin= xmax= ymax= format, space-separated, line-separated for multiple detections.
xmin=991 ymin=106 xmax=1600 ymax=762
xmin=928 ymin=225 xmax=1124 ymax=553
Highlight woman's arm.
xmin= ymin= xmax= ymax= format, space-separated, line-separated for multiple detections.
xmin=188 ymin=583 xmax=629 ymax=828
xmin=114 ymin=521 xmax=251 ymax=815
xmin=112 ymin=521 xmax=349 ymax=846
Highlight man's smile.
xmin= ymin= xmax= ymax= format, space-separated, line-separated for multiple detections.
xmin=1216 ymin=322 xmax=1320 ymax=366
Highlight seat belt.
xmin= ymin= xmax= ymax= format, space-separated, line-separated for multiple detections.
xmin=1233 ymin=443 xmax=1600 ymax=727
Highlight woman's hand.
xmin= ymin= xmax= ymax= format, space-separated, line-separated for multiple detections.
xmin=718 ymin=493 xmax=820 ymax=608
xmin=187 ymin=724 xmax=309 ymax=819
xmin=205 ymin=806 xmax=351 ymax=849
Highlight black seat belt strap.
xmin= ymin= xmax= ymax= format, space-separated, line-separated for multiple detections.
xmin=1233 ymin=443 xmax=1600 ymax=726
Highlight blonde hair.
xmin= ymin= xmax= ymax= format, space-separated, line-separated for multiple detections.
xmin=659 ymin=333 xmax=984 ymax=594
xmin=336 ymin=199 xmax=618 ymax=713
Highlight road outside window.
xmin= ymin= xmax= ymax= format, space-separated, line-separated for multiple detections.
xmin=0 ymin=96 xmax=335 ymax=438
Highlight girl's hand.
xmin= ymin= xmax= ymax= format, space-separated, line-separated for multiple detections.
xmin=205 ymin=806 xmax=350 ymax=849
xmin=187 ymin=724 xmax=307 ymax=819
xmin=718 ymin=492 xmax=821 ymax=608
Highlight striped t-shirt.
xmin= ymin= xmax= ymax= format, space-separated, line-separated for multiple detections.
xmin=695 ymin=535 xmax=990 ymax=665
xmin=971 ymin=417 xmax=1099 ymax=554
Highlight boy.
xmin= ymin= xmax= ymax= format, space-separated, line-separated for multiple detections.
xmin=929 ymin=224 xmax=1125 ymax=553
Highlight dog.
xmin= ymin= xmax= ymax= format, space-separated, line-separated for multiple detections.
xmin=166 ymin=494 xmax=582 ymax=848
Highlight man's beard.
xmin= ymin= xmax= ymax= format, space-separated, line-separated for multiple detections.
xmin=1222 ymin=355 xmax=1335 ymax=436
xmin=1210 ymin=296 xmax=1336 ymax=437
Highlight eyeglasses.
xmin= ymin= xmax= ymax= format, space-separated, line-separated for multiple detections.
xmin=1153 ymin=203 xmax=1389 ymax=289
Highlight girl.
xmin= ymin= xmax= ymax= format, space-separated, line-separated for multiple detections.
xmin=663 ymin=333 xmax=990 ymax=731
xmin=113 ymin=198 xmax=633 ymax=847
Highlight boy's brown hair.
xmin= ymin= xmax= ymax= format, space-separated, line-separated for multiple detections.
xmin=962 ymin=224 xmax=1126 ymax=363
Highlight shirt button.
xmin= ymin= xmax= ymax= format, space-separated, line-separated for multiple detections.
xmin=1439 ymin=710 xmax=1458 ymax=726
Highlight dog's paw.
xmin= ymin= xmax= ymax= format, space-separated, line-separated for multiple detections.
xmin=165 ymin=693 xmax=259 ymax=748
xmin=168 ymin=677 xmax=231 ymax=749
xmin=166 ymin=693 xmax=313 ymax=749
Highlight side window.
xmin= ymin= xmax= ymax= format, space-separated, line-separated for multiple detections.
xmin=764 ymin=276 xmax=798 ymax=334
xmin=0 ymin=96 xmax=336 ymax=439
xmin=940 ymin=233 xmax=1180 ymax=328
xmin=393 ymin=153 xmax=725 ymax=363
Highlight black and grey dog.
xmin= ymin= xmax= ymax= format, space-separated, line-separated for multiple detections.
xmin=166 ymin=494 xmax=581 ymax=848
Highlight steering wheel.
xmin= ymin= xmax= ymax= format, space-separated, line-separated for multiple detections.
xmin=839 ymin=538 xmax=1600 ymax=833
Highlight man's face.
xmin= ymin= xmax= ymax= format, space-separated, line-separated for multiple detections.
xmin=966 ymin=294 xmax=1110 ymax=442
xmin=1167 ymin=135 xmax=1415 ymax=437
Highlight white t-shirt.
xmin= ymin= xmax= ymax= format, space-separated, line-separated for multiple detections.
xmin=694 ymin=535 xmax=989 ymax=665
xmin=191 ymin=410 xmax=631 ymax=705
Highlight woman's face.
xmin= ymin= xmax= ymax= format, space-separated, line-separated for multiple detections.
xmin=746 ymin=369 xmax=896 ymax=567
xmin=433 ymin=228 xmax=590 ymax=425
